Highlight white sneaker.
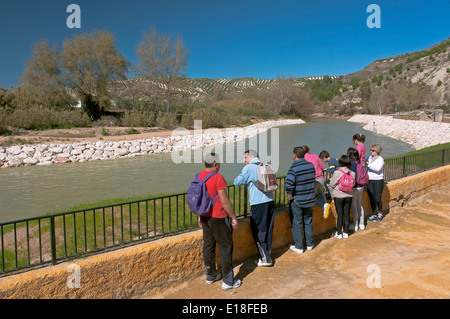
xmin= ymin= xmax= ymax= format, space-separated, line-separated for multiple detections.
xmin=222 ymin=279 xmax=242 ymax=291
xmin=289 ymin=245 xmax=304 ymax=254
xmin=359 ymin=224 xmax=365 ymax=231
xmin=254 ymin=259 xmax=273 ymax=267
xmin=206 ymin=272 xmax=222 ymax=285
xmin=333 ymin=232 xmax=342 ymax=239
xmin=307 ymin=245 xmax=314 ymax=251
xmin=343 ymin=232 xmax=349 ymax=239
xmin=354 ymin=225 xmax=359 ymax=232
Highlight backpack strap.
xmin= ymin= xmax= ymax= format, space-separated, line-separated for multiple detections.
xmin=201 ymin=171 xmax=217 ymax=182
xmin=200 ymin=172 xmax=219 ymax=204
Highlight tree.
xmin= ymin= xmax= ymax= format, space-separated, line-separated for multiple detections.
xmin=135 ymin=27 xmax=189 ymax=113
xmin=60 ymin=30 xmax=128 ymax=120
xmin=350 ymin=77 xmax=360 ymax=90
xmin=19 ymin=40 xmax=72 ymax=108
xmin=360 ymin=80 xmax=372 ymax=102
xmin=266 ymin=76 xmax=314 ymax=118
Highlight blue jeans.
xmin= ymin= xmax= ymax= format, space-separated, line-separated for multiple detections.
xmin=289 ymin=200 xmax=314 ymax=249
xmin=315 ymin=178 xmax=326 ymax=208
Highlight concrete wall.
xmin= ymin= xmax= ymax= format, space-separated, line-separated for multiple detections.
xmin=0 ymin=165 xmax=448 ymax=299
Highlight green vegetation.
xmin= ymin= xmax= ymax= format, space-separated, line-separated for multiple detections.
xmin=386 ymin=142 xmax=450 ymax=159
xmin=303 ymin=75 xmax=343 ymax=102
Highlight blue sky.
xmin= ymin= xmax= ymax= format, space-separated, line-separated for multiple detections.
xmin=0 ymin=0 xmax=449 ymax=89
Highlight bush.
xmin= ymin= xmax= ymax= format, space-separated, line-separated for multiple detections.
xmin=1 ymin=106 xmax=91 ymax=130
xmin=155 ymin=113 xmax=179 ymax=129
xmin=121 ymin=110 xmax=156 ymax=127
xmin=181 ymin=107 xmax=228 ymax=129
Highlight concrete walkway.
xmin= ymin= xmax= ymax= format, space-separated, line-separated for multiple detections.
xmin=150 ymin=183 xmax=450 ymax=299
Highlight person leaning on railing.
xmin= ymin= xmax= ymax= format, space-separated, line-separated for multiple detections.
xmin=366 ymin=144 xmax=385 ymax=222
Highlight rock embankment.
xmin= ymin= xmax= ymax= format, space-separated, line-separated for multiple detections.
xmin=348 ymin=114 xmax=450 ymax=150
xmin=0 ymin=119 xmax=305 ymax=169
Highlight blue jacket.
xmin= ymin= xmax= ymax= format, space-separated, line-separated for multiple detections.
xmin=326 ymin=157 xmax=339 ymax=174
xmin=233 ymin=157 xmax=274 ymax=206
xmin=284 ymin=158 xmax=316 ymax=207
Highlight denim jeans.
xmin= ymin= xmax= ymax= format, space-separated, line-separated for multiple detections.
xmin=289 ymin=200 xmax=314 ymax=249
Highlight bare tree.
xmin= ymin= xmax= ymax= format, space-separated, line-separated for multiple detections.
xmin=135 ymin=27 xmax=189 ymax=113
xmin=369 ymin=86 xmax=391 ymax=114
xmin=266 ymin=76 xmax=314 ymax=118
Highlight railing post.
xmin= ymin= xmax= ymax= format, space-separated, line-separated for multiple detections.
xmin=50 ymin=216 xmax=57 ymax=265
xmin=402 ymin=156 xmax=406 ymax=178
xmin=243 ymin=185 xmax=248 ymax=218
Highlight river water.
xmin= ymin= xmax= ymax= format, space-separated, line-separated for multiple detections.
xmin=0 ymin=119 xmax=414 ymax=223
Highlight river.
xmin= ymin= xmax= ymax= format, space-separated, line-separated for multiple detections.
xmin=0 ymin=119 xmax=414 ymax=223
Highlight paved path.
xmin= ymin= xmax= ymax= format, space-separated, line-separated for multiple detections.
xmin=150 ymin=183 xmax=450 ymax=299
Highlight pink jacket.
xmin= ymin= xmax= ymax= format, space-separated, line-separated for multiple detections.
xmin=304 ymin=153 xmax=325 ymax=179
xmin=356 ymin=144 xmax=367 ymax=164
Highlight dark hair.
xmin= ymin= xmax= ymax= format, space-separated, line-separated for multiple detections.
xmin=319 ymin=150 xmax=330 ymax=159
xmin=347 ymin=147 xmax=360 ymax=162
xmin=293 ymin=146 xmax=306 ymax=159
xmin=301 ymin=145 xmax=310 ymax=153
xmin=352 ymin=134 xmax=366 ymax=143
xmin=338 ymin=154 xmax=352 ymax=169
xmin=245 ymin=149 xmax=258 ymax=158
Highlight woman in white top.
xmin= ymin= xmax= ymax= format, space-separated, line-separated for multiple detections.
xmin=367 ymin=144 xmax=385 ymax=222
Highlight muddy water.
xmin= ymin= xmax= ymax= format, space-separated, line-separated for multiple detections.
xmin=0 ymin=119 xmax=414 ymax=223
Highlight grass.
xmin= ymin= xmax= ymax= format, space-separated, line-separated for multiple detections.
xmin=383 ymin=143 xmax=450 ymax=181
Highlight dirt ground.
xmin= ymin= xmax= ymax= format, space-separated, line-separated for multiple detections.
xmin=150 ymin=183 xmax=450 ymax=299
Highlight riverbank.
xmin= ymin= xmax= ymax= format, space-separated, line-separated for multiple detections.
xmin=348 ymin=114 xmax=450 ymax=150
xmin=0 ymin=119 xmax=305 ymax=169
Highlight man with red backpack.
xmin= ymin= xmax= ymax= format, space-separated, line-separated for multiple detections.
xmin=193 ymin=153 xmax=241 ymax=291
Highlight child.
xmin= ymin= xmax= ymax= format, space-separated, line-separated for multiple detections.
xmin=302 ymin=146 xmax=330 ymax=219
xmin=352 ymin=134 xmax=367 ymax=164
xmin=319 ymin=150 xmax=339 ymax=199
xmin=329 ymin=155 xmax=356 ymax=239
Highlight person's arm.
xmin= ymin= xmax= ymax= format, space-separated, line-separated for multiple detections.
xmin=285 ymin=168 xmax=295 ymax=200
xmin=368 ymin=157 xmax=384 ymax=173
xmin=329 ymin=170 xmax=341 ymax=188
xmin=218 ymin=189 xmax=238 ymax=229
xmin=233 ymin=165 xmax=250 ymax=186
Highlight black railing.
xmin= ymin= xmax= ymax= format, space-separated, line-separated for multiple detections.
xmin=1 ymin=148 xmax=449 ymax=275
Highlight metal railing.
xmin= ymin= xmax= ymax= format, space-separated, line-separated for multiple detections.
xmin=0 ymin=177 xmax=289 ymax=275
xmin=1 ymin=147 xmax=449 ymax=275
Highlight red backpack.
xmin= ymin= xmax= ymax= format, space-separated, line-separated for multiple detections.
xmin=337 ymin=169 xmax=354 ymax=192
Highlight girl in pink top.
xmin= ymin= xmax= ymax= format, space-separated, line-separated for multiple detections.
xmin=302 ymin=146 xmax=330 ymax=218
xmin=352 ymin=134 xmax=367 ymax=164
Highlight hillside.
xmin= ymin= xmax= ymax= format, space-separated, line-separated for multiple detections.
xmin=339 ymin=38 xmax=450 ymax=110
xmin=107 ymin=37 xmax=449 ymax=116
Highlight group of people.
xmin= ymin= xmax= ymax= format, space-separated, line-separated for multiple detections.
xmin=193 ymin=133 xmax=385 ymax=291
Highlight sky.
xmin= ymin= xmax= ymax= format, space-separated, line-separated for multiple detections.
xmin=0 ymin=0 xmax=449 ymax=89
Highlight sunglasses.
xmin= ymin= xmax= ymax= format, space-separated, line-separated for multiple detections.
xmin=371 ymin=149 xmax=377 ymax=152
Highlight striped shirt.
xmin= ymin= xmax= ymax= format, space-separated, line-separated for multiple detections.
xmin=284 ymin=159 xmax=316 ymax=207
